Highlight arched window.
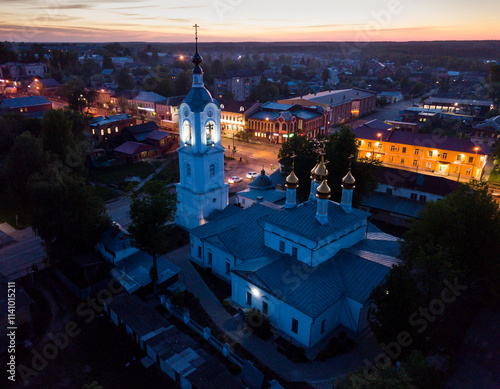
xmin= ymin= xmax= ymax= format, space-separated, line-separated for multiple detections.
xmin=282 ymin=123 xmax=287 ymax=132
xmin=187 ymin=164 xmax=191 ymax=177
xmin=275 ymin=122 xmax=280 ymax=130
xmin=206 ymin=121 xmax=215 ymax=144
xmin=183 ymin=121 xmax=192 ymax=145
xmin=210 ymin=164 xmax=215 ymax=177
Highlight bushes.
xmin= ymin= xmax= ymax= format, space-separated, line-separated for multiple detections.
xmin=246 ymin=308 xmax=273 ymax=340
xmin=316 ymin=332 xmax=357 ymax=360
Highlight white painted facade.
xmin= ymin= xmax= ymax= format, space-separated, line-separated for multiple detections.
xmin=263 ymin=218 xmax=367 ymax=267
xmin=175 ymin=57 xmax=229 ymax=230
xmin=95 ymin=242 xmax=138 ymax=264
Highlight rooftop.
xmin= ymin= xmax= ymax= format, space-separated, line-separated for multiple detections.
xmin=0 ymin=96 xmax=52 ymax=109
xmin=424 ymin=97 xmax=492 ymax=107
xmin=114 ymin=141 xmax=157 ymax=155
xmin=132 ymin=91 xmax=167 ymax=103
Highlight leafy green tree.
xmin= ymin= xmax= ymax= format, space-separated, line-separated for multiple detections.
xmin=174 ymin=70 xmax=191 ymax=96
xmin=321 ymin=67 xmax=330 ymax=84
xmin=281 ymin=65 xmax=293 ymax=78
xmin=83 ymin=381 xmax=103 ymax=389
xmin=278 ymin=134 xmax=319 ymax=200
xmin=29 ymin=163 xmax=111 ymax=261
xmin=369 ymin=265 xmax=425 ymax=357
xmin=5 ymin=132 xmax=49 ymax=206
xmin=40 ymin=110 xmax=77 ymax=164
xmin=401 ymin=180 xmax=500 ymax=298
xmin=128 ymin=181 xmax=177 ymax=295
xmin=102 ymin=54 xmax=114 ymax=70
xmin=115 ymin=67 xmax=134 ymax=90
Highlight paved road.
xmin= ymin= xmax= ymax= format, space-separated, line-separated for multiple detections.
xmin=362 ymin=99 xmax=412 ymax=122
xmin=0 ymin=224 xmax=46 ymax=280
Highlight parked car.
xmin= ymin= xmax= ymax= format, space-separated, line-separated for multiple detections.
xmin=228 ymin=176 xmax=242 ymax=184
xmin=246 ymin=171 xmax=259 ymax=179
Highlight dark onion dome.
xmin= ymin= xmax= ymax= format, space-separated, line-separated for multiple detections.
xmin=342 ymin=169 xmax=356 ymax=189
xmin=286 ymin=169 xmax=299 ymax=188
xmin=316 ymin=179 xmax=331 ymax=199
xmin=249 ymin=169 xmax=274 ymax=190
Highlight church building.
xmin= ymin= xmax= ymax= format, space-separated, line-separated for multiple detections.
xmin=177 ymin=38 xmax=400 ymax=349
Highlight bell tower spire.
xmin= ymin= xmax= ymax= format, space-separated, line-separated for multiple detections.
xmin=191 ymin=24 xmax=204 ymax=87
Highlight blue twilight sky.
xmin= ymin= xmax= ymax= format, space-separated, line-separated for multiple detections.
xmin=1 ymin=0 xmax=499 ymax=42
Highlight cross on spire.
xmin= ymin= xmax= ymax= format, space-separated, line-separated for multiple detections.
xmin=290 ymin=153 xmax=296 ymax=169
xmin=193 ymin=24 xmax=199 ymax=48
xmin=348 ymin=154 xmax=354 ymax=169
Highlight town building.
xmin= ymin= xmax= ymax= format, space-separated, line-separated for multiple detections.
xmin=90 ymin=113 xmax=136 ymax=138
xmin=233 ymin=169 xmax=286 ymax=209
xmin=360 ymin=166 xmax=461 ymax=227
xmin=113 ymin=141 xmax=159 ymax=162
xmin=129 ymin=91 xmax=167 ymax=120
xmin=378 ymin=91 xmax=404 ymax=103
xmin=219 ymin=100 xmax=261 ymax=136
xmin=385 ymin=120 xmax=420 ymax=133
xmin=247 ymin=102 xmax=328 ymax=143
xmin=279 ymin=88 xmax=377 ymax=127
xmin=0 ymin=95 xmax=52 ymax=116
xmin=471 ymin=115 xmax=500 ymax=151
xmin=214 ymin=70 xmax=261 ymax=101
xmin=354 ymin=122 xmax=487 ymax=181
xmin=423 ymin=97 xmax=493 ymax=119
xmin=27 ymin=78 xmax=60 ymax=96
xmin=156 ymin=95 xmax=186 ymax=122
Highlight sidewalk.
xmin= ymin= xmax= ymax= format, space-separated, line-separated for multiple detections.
xmin=163 ymin=246 xmax=383 ymax=385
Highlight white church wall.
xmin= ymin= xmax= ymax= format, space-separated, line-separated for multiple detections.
xmin=231 ymin=274 xmax=314 ymax=347
xmin=311 ymin=225 xmax=366 ymax=266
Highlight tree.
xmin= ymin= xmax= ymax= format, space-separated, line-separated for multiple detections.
xmin=401 ymin=180 xmax=500 ymax=298
xmin=102 ymin=54 xmax=114 ymax=70
xmin=29 ymin=163 xmax=111 ymax=261
xmin=174 ymin=70 xmax=191 ymax=96
xmin=117 ymin=96 xmax=128 ymax=113
xmin=5 ymin=132 xmax=49 ymax=206
xmin=127 ymin=181 xmax=177 ymax=295
xmin=281 ymin=65 xmax=293 ymax=78
xmin=492 ymin=141 xmax=500 ymax=167
xmin=115 ymin=67 xmax=134 ymax=90
xmin=369 ymin=265 xmax=425 ymax=357
xmin=40 ymin=109 xmax=78 ymax=164
xmin=321 ymin=68 xmax=330 ymax=84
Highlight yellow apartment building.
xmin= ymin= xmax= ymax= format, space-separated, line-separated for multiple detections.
xmin=354 ymin=124 xmax=487 ymax=181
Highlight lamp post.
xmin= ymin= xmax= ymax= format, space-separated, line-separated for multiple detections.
xmin=473 ymin=147 xmax=479 ymax=180
xmin=376 ymin=133 xmax=382 ymax=162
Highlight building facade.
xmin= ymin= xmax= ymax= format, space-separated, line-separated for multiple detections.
xmin=214 ymin=71 xmax=261 ymax=101
xmin=279 ymin=88 xmax=377 ymax=127
xmin=354 ymin=123 xmax=487 ymax=181
xmin=219 ymin=100 xmax=261 ymax=136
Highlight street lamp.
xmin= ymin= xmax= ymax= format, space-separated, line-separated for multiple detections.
xmin=376 ymin=133 xmax=382 ymax=161
xmin=473 ymin=147 xmax=479 ymax=179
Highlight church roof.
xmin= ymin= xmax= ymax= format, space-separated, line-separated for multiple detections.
xmin=232 ymin=230 xmax=400 ymax=318
xmin=262 ymin=200 xmax=370 ymax=242
xmin=249 ymin=169 xmax=274 ymax=190
xmin=183 ymin=87 xmax=217 ymax=112
xmin=191 ymin=204 xmax=276 ymax=261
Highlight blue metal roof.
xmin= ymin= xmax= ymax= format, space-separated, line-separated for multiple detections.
xmin=237 ymin=189 xmax=286 ymax=203
xmin=262 ymin=200 xmax=371 ymax=242
xmin=261 ymin=102 xmax=294 ymax=111
xmin=232 ymin=231 xmax=399 ymax=318
xmin=0 ymin=96 xmax=51 ymax=109
xmin=361 ymin=192 xmax=425 ymax=218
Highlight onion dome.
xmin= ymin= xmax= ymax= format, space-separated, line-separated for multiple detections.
xmin=342 ymin=169 xmax=356 ymax=189
xmin=310 ymin=163 xmax=319 ymax=179
xmin=313 ymin=157 xmax=328 ymax=182
xmin=316 ymin=179 xmax=331 ymax=199
xmin=286 ymin=169 xmax=299 ymax=189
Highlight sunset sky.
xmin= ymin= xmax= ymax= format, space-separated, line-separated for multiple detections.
xmin=1 ymin=0 xmax=499 ymax=43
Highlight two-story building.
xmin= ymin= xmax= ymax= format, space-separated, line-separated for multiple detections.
xmin=219 ymin=100 xmax=261 ymax=136
xmin=247 ymin=102 xmax=328 ymax=143
xmin=354 ymin=121 xmax=487 ymax=181
xmin=280 ymin=88 xmax=377 ymax=127
xmin=90 ymin=114 xmax=136 ymax=139
xmin=471 ymin=115 xmax=500 ymax=151
xmin=423 ymin=97 xmax=493 ymax=119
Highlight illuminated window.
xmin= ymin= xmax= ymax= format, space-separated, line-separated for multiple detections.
xmin=92 ymin=129 xmax=95 ymax=135
xmin=426 ymin=162 xmax=432 ymax=168
xmin=428 ymin=151 xmax=433 ymax=157
xmin=107 ymin=128 xmax=111 ymax=134
xmin=115 ymin=126 xmax=118 ymax=132
xmin=456 ymin=155 xmax=461 ymax=161
xmin=466 ymin=168 xmax=471 ymax=175
xmin=455 ymin=167 xmax=460 ymax=173
xmin=100 ymin=129 xmax=104 ymax=136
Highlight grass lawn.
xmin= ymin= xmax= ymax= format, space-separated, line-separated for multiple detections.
xmin=92 ymin=185 xmax=120 ymax=202
xmin=88 ymin=161 xmax=155 ymax=185
xmin=488 ymin=169 xmax=500 ymax=184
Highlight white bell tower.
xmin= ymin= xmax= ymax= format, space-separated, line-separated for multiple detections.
xmin=176 ymin=25 xmax=229 ymax=230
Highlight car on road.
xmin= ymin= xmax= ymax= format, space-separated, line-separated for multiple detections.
xmin=228 ymin=176 xmax=242 ymax=184
xmin=246 ymin=171 xmax=259 ymax=179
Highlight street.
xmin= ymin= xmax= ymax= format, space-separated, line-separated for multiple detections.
xmin=361 ymin=99 xmax=412 ymax=122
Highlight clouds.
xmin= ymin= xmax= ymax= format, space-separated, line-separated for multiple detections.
xmin=1 ymin=0 xmax=499 ymax=42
